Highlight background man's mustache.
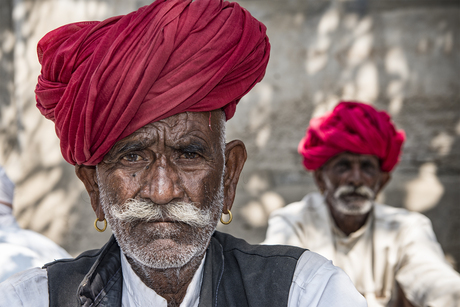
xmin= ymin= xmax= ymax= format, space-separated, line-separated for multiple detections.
xmin=111 ymin=199 xmax=212 ymax=228
xmin=334 ymin=185 xmax=375 ymax=200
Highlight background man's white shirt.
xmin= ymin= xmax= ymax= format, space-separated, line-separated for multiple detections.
xmin=264 ymin=192 xmax=460 ymax=307
xmin=0 ymin=204 xmax=71 ymax=283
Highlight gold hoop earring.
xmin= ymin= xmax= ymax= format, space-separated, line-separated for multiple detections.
xmin=220 ymin=210 xmax=233 ymax=225
xmin=94 ymin=218 xmax=107 ymax=232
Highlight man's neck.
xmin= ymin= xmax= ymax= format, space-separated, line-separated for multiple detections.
xmin=326 ymin=202 xmax=371 ymax=236
xmin=126 ymin=252 xmax=205 ymax=307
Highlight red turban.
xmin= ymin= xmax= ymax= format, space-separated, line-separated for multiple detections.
xmin=35 ymin=0 xmax=270 ymax=165
xmin=298 ymin=102 xmax=405 ymax=172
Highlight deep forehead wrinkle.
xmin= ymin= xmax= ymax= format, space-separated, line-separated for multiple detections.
xmin=159 ymin=112 xmax=207 ymax=136
xmin=157 ymin=112 xmax=190 ymax=129
xmin=158 ymin=112 xmax=215 ymax=144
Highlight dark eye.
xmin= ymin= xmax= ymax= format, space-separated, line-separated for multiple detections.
xmin=335 ymin=161 xmax=350 ymax=172
xmin=180 ymin=152 xmax=199 ymax=159
xmin=362 ymin=161 xmax=372 ymax=169
xmin=122 ymin=153 xmax=143 ymax=162
xmin=362 ymin=161 xmax=378 ymax=173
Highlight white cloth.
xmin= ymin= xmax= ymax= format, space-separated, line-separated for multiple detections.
xmin=0 ymin=246 xmax=367 ymax=306
xmin=264 ymin=192 xmax=460 ymax=307
xmin=0 ymin=166 xmax=14 ymax=205
xmin=0 ymin=204 xmax=71 ymax=283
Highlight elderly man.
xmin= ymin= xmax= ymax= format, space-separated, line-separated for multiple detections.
xmin=0 ymin=1 xmax=366 ymax=306
xmin=264 ymin=101 xmax=460 ymax=307
xmin=0 ymin=165 xmax=70 ymax=283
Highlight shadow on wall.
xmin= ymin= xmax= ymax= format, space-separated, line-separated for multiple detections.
xmin=0 ymin=0 xmax=18 ymax=160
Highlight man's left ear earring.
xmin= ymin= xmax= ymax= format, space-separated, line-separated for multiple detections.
xmin=94 ymin=218 xmax=107 ymax=232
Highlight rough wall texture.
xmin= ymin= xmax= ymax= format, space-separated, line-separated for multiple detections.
xmin=0 ymin=0 xmax=458 ymax=269
xmin=0 ymin=0 xmax=16 ymax=160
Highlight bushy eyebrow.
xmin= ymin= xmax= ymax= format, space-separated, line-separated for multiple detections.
xmin=334 ymin=158 xmax=351 ymax=165
xmin=333 ymin=156 xmax=379 ymax=167
xmin=108 ymin=139 xmax=151 ymax=158
xmin=176 ymin=141 xmax=208 ymax=155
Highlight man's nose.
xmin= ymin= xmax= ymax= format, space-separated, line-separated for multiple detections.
xmin=347 ymin=164 xmax=364 ymax=187
xmin=139 ymin=156 xmax=184 ymax=204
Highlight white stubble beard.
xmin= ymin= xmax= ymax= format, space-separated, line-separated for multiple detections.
xmin=97 ymin=172 xmax=224 ymax=269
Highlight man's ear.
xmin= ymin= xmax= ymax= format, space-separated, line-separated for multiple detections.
xmin=75 ymin=165 xmax=105 ymax=220
xmin=222 ymin=140 xmax=247 ymax=214
xmin=376 ymin=172 xmax=391 ymax=194
xmin=313 ymin=169 xmax=326 ymax=194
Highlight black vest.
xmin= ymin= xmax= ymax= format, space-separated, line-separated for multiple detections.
xmin=45 ymin=231 xmax=305 ymax=306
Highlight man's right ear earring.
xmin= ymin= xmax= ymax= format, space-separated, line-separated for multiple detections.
xmin=220 ymin=210 xmax=233 ymax=225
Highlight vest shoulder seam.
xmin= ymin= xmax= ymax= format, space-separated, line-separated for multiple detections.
xmin=223 ymin=248 xmax=305 ymax=260
xmin=43 ymin=248 xmax=103 ymax=268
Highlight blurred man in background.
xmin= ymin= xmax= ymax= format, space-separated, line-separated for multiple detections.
xmin=264 ymin=101 xmax=460 ymax=307
xmin=0 ymin=165 xmax=70 ymax=282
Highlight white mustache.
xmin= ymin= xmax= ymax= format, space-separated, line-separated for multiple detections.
xmin=111 ymin=199 xmax=212 ymax=228
xmin=334 ymin=185 xmax=375 ymax=200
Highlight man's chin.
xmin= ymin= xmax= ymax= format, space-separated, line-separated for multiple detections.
xmin=333 ymin=199 xmax=373 ymax=216
xmin=126 ymin=241 xmax=202 ymax=269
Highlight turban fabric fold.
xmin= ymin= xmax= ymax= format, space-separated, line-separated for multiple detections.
xmin=298 ymin=102 xmax=405 ymax=172
xmin=35 ymin=0 xmax=270 ymax=165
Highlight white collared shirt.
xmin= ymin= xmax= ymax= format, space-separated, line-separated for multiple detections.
xmin=264 ymin=192 xmax=460 ymax=307
xmin=120 ymin=250 xmax=204 ymax=307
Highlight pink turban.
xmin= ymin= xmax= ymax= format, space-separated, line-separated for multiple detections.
xmin=298 ymin=102 xmax=405 ymax=172
xmin=35 ymin=0 xmax=270 ymax=165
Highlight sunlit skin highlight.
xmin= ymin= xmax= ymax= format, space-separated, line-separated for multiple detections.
xmin=75 ymin=110 xmax=247 ymax=306
xmin=314 ymin=152 xmax=390 ymax=236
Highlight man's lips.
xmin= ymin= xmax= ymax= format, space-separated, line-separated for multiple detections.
xmin=129 ymin=218 xmax=180 ymax=227
xmin=340 ymin=192 xmax=369 ymax=200
xmin=134 ymin=220 xmax=187 ymax=232
xmin=145 ymin=219 xmax=176 ymax=223
xmin=144 ymin=218 xmax=189 ymax=225
xmin=156 ymin=217 xmax=175 ymax=223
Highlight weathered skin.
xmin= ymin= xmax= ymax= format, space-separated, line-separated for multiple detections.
xmin=314 ymin=152 xmax=390 ymax=236
xmin=75 ymin=110 xmax=247 ymax=306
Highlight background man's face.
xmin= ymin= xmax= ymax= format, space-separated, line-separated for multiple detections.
xmin=95 ymin=111 xmax=226 ymax=269
xmin=318 ymin=152 xmax=384 ymax=216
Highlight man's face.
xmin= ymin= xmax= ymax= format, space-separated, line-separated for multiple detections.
xmin=95 ymin=111 xmax=226 ymax=269
xmin=316 ymin=152 xmax=387 ymax=216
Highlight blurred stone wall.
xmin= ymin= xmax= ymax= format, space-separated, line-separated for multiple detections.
xmin=0 ymin=0 xmax=458 ymax=269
